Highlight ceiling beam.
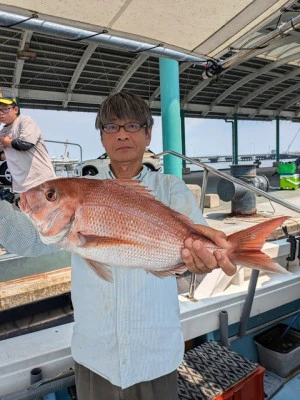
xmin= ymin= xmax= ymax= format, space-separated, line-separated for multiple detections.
xmin=279 ymin=92 xmax=300 ymax=113
xmin=238 ymin=68 xmax=300 ymax=107
xmin=211 ymin=51 xmax=300 ymax=106
xmin=260 ymin=81 xmax=300 ymax=109
xmin=13 ymin=30 xmax=33 ymax=89
xmin=16 ymin=88 xmax=300 ymax=120
xmin=62 ymin=43 xmax=97 ymax=108
xmin=19 ymin=88 xmax=106 ymax=104
xmin=113 ymin=53 xmax=149 ymax=93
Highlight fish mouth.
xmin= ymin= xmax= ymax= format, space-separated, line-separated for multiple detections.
xmin=20 ymin=193 xmax=74 ymax=244
xmin=34 ymin=210 xmax=74 ymax=246
xmin=39 ymin=221 xmax=73 ymax=245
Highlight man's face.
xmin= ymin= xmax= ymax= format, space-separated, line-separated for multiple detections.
xmin=100 ymin=118 xmax=151 ymax=165
xmin=0 ymin=104 xmax=18 ymax=125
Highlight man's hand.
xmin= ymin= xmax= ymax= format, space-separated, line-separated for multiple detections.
xmin=181 ymin=225 xmax=237 ymax=276
xmin=0 ymin=136 xmax=12 ymax=147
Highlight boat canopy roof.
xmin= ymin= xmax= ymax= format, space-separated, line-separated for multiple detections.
xmin=0 ymin=0 xmax=299 ymax=121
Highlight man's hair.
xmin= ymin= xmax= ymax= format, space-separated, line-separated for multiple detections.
xmin=95 ymin=92 xmax=154 ymax=130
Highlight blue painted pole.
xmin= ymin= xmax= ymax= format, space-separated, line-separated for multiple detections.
xmin=159 ymin=57 xmax=182 ymax=177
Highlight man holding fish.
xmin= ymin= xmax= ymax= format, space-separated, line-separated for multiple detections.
xmin=1 ymin=92 xmax=286 ymax=399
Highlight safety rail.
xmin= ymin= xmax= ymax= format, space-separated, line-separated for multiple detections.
xmin=45 ymin=140 xmax=83 ymax=177
xmin=155 ymin=150 xmax=300 ymax=300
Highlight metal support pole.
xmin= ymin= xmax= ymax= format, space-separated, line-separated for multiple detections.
xmin=180 ymin=110 xmax=186 ymax=169
xmin=225 ymin=119 xmax=234 ymax=161
xmin=239 ymin=270 xmax=260 ymax=337
xmin=233 ymin=113 xmax=238 ymax=164
xmin=276 ymin=116 xmax=280 ymax=162
xmin=188 ymin=169 xmax=208 ymax=300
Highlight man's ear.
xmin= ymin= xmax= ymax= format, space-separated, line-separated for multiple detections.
xmin=146 ymin=128 xmax=152 ymax=146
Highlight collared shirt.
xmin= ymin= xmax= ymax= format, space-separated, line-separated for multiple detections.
xmin=71 ymin=166 xmax=206 ymax=388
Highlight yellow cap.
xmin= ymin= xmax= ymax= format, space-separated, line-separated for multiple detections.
xmin=0 ymin=89 xmax=16 ymax=105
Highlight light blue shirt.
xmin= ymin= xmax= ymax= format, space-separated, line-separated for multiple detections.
xmin=71 ymin=166 xmax=205 ymax=388
xmin=0 ymin=166 xmax=205 ymax=389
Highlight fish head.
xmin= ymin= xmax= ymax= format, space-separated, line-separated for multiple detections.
xmin=19 ymin=178 xmax=80 ymax=245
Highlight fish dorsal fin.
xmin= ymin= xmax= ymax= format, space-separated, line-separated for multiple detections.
xmin=111 ymin=179 xmax=197 ymax=227
xmin=111 ymin=179 xmax=156 ymax=200
xmin=84 ymin=258 xmax=113 ymax=282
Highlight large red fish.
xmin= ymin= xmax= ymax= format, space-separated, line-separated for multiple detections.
xmin=19 ymin=178 xmax=289 ymax=281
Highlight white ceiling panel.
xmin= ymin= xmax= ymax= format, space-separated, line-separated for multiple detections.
xmin=0 ymin=0 xmax=293 ymax=56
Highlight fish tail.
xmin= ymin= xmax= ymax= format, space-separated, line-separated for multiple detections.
xmin=227 ymin=216 xmax=290 ymax=274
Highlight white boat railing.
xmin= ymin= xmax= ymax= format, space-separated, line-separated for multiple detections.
xmin=45 ymin=140 xmax=83 ymax=177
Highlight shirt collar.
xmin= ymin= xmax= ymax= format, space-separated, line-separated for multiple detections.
xmin=106 ymin=165 xmax=149 ymax=180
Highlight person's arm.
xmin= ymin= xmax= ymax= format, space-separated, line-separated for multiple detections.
xmin=0 ymin=200 xmax=59 ymax=257
xmin=0 ymin=135 xmax=34 ymax=150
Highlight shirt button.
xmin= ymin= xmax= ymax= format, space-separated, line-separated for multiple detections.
xmin=122 ymin=359 xmax=126 ymax=365
xmin=120 ymin=299 xmax=125 ymax=304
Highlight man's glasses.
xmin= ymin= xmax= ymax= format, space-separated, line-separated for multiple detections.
xmin=0 ymin=106 xmax=15 ymax=114
xmin=101 ymin=122 xmax=147 ymax=134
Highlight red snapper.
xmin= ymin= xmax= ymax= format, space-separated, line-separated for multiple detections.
xmin=19 ymin=178 xmax=289 ymax=281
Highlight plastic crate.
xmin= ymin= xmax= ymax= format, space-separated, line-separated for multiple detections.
xmin=254 ymin=323 xmax=300 ymax=378
xmin=277 ymin=162 xmax=296 ymax=175
xmin=213 ymin=367 xmax=265 ymax=400
xmin=280 ymin=174 xmax=300 ymax=190
xmin=178 ymin=341 xmax=265 ymax=400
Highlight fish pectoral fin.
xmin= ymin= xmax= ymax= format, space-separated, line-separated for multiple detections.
xmin=78 ymin=233 xmax=141 ymax=248
xmin=84 ymin=258 xmax=113 ymax=282
xmin=150 ymin=264 xmax=187 ymax=278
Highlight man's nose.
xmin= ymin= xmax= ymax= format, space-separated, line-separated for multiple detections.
xmin=117 ymin=127 xmax=129 ymax=138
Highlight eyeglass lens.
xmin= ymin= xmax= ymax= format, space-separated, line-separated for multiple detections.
xmin=103 ymin=123 xmax=145 ymax=133
xmin=0 ymin=107 xmax=14 ymax=114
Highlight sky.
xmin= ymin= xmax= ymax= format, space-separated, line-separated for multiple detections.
xmin=23 ymin=108 xmax=300 ymax=163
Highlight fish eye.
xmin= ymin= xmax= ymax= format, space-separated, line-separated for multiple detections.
xmin=45 ymin=189 xmax=57 ymax=202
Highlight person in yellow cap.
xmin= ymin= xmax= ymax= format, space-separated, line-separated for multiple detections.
xmin=0 ymin=88 xmax=56 ymax=192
